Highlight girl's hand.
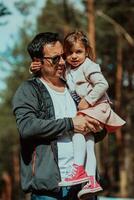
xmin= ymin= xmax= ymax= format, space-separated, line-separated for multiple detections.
xmin=78 ymin=98 xmax=90 ymax=110
xmin=29 ymin=59 xmax=42 ymax=74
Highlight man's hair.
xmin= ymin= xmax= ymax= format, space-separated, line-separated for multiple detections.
xmin=27 ymin=32 xmax=61 ymax=61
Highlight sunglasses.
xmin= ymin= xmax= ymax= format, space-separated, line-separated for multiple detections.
xmin=43 ymin=53 xmax=66 ymax=65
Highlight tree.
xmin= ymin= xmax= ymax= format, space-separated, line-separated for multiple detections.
xmin=37 ymin=0 xmax=87 ymax=36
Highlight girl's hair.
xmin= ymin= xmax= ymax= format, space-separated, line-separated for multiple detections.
xmin=63 ymin=31 xmax=93 ymax=60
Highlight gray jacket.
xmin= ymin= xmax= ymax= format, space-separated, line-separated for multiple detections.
xmin=12 ymin=77 xmax=74 ymax=194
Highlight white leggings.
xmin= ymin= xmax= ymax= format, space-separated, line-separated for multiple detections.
xmin=72 ymin=133 xmax=96 ymax=176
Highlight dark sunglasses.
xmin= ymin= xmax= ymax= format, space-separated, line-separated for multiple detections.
xmin=43 ymin=53 xmax=66 ymax=65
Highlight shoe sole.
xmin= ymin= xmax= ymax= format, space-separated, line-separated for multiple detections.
xmin=78 ymin=188 xmax=103 ymax=199
xmin=59 ymin=177 xmax=89 ymax=187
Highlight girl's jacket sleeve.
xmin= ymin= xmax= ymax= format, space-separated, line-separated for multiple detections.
xmin=83 ymin=58 xmax=109 ymax=106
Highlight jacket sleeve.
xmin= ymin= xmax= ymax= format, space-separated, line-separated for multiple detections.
xmin=12 ymin=81 xmax=74 ymax=140
xmin=83 ymin=59 xmax=109 ymax=106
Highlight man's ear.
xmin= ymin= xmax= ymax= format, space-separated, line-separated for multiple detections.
xmin=33 ymin=57 xmax=38 ymax=61
xmin=33 ymin=57 xmax=44 ymax=64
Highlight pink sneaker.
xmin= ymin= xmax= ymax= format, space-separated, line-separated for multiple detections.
xmin=59 ymin=164 xmax=89 ymax=186
xmin=77 ymin=176 xmax=103 ymax=199
xmin=88 ymin=176 xmax=103 ymax=192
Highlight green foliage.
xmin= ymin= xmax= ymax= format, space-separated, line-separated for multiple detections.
xmin=37 ymin=0 xmax=87 ymax=36
xmin=14 ymin=1 xmax=36 ymax=16
xmin=0 ymin=25 xmax=32 ymax=180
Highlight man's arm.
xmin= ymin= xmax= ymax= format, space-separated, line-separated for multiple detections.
xmin=12 ymin=81 xmax=100 ymax=140
xmin=12 ymin=81 xmax=73 ymax=140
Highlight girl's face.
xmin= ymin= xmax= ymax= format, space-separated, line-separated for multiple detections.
xmin=66 ymin=40 xmax=87 ymax=69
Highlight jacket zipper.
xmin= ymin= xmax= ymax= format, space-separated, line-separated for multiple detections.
xmin=32 ymin=147 xmax=36 ymax=176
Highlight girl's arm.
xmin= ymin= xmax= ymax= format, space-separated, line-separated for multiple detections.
xmin=83 ymin=59 xmax=109 ymax=106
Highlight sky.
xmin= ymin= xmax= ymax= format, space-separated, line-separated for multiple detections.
xmin=0 ymin=0 xmax=83 ymax=91
xmin=0 ymin=0 xmax=45 ymax=52
xmin=0 ymin=0 xmax=45 ymax=90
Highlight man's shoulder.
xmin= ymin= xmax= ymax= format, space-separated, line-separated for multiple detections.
xmin=14 ymin=78 xmax=39 ymax=97
xmin=12 ymin=78 xmax=40 ymax=107
xmin=18 ymin=77 xmax=39 ymax=89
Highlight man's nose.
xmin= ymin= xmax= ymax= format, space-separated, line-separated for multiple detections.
xmin=59 ymin=56 xmax=65 ymax=65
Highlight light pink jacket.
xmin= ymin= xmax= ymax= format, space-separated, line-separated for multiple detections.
xmin=66 ymin=58 xmax=110 ymax=106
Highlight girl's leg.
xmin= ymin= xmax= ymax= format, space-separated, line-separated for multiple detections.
xmin=77 ymin=135 xmax=103 ymax=199
xmin=58 ymin=133 xmax=88 ymax=186
xmin=85 ymin=134 xmax=96 ymax=176
xmin=73 ymin=133 xmax=86 ymax=165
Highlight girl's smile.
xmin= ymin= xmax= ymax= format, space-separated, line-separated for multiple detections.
xmin=66 ymin=41 xmax=87 ymax=69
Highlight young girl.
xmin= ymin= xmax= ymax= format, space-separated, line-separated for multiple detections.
xmin=29 ymin=31 xmax=125 ymax=197
xmin=59 ymin=31 xmax=125 ymax=194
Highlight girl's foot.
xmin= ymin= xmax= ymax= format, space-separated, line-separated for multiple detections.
xmin=77 ymin=176 xmax=103 ymax=199
xmin=59 ymin=164 xmax=89 ymax=186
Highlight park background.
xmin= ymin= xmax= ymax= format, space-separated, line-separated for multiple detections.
xmin=0 ymin=0 xmax=134 ymax=199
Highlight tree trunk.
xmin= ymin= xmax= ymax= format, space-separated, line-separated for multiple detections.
xmin=115 ymin=34 xmax=127 ymax=197
xmin=125 ymin=102 xmax=134 ymax=197
xmin=87 ymin=0 xmax=96 ymax=60
xmin=12 ymin=147 xmax=20 ymax=200
xmin=1 ymin=172 xmax=12 ymax=200
xmin=115 ymin=34 xmax=123 ymax=144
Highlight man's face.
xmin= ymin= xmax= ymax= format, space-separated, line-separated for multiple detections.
xmin=41 ymin=41 xmax=65 ymax=79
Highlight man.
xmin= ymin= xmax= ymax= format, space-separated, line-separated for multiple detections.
xmin=12 ymin=32 xmax=106 ymax=200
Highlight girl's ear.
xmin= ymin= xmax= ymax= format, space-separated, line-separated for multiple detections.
xmin=85 ymin=51 xmax=89 ymax=58
xmin=85 ymin=47 xmax=89 ymax=56
xmin=86 ymin=46 xmax=94 ymax=60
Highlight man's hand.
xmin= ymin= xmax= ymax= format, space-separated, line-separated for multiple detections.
xmin=78 ymin=98 xmax=90 ymax=110
xmin=72 ymin=115 xmax=101 ymax=135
